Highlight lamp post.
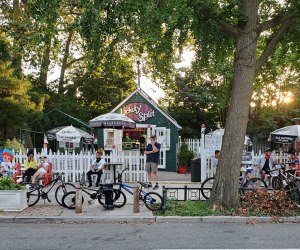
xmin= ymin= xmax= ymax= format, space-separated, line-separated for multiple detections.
xmin=137 ymin=60 xmax=141 ymax=89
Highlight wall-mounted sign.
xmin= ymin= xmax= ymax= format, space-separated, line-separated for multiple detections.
xmin=122 ymin=103 xmax=155 ymax=122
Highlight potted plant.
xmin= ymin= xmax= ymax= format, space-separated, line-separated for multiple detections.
xmin=0 ymin=177 xmax=28 ymax=211
xmin=177 ymin=143 xmax=195 ymax=174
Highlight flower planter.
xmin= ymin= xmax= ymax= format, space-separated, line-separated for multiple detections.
xmin=178 ymin=165 xmax=188 ymax=174
xmin=0 ymin=189 xmax=28 ymax=212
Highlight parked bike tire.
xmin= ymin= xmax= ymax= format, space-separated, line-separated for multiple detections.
xmin=201 ymin=177 xmax=214 ymax=200
xmin=55 ymin=183 xmax=75 ymax=206
xmin=286 ymin=181 xmax=300 ymax=205
xmin=242 ymin=177 xmax=267 ymax=193
xmin=97 ymin=189 xmax=127 ymax=208
xmin=143 ymin=192 xmax=163 ymax=211
xmin=62 ymin=191 xmax=84 ymax=209
xmin=272 ymin=176 xmax=284 ymax=190
xmin=24 ymin=183 xmax=40 ymax=207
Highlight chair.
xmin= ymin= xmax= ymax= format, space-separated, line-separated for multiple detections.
xmin=12 ymin=163 xmax=22 ymax=183
xmin=43 ymin=162 xmax=53 ymax=185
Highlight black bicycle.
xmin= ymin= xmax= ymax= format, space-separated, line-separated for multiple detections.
xmin=270 ymin=164 xmax=300 ymax=204
xmin=201 ymin=167 xmax=267 ymax=200
xmin=62 ymin=171 xmax=126 ymax=209
xmin=24 ymin=172 xmax=75 ymax=207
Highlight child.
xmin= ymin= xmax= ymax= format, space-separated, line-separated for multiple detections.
xmin=31 ymin=155 xmax=49 ymax=185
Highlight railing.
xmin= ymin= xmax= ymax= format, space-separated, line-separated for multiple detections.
xmin=161 ymin=185 xmax=203 ymax=210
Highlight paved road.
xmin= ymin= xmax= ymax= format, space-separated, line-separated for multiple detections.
xmin=1 ymin=222 xmax=299 ymax=250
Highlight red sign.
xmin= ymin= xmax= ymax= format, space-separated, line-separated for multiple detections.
xmin=122 ymin=103 xmax=155 ymax=122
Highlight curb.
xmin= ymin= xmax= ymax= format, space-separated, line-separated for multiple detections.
xmin=0 ymin=216 xmax=156 ymax=224
xmin=1 ymin=215 xmax=300 ymax=224
xmin=156 ymin=216 xmax=300 ymax=223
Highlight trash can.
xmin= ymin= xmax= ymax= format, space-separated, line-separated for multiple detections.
xmin=191 ymin=158 xmax=201 ymax=182
xmin=103 ymin=182 xmax=114 ymax=210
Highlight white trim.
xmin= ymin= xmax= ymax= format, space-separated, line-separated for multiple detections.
xmin=111 ymin=89 xmax=182 ymax=129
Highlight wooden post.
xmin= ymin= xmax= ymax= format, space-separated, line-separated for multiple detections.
xmin=133 ymin=184 xmax=140 ymax=213
xmin=75 ymin=182 xmax=82 ymax=214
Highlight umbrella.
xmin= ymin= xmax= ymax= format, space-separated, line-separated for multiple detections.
xmin=46 ymin=125 xmax=94 ymax=144
xmin=207 ymin=129 xmax=252 ymax=146
xmin=89 ymin=112 xmax=136 ymax=129
xmin=270 ymin=125 xmax=300 ymax=144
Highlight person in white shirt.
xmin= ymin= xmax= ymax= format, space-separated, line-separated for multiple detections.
xmin=87 ymin=150 xmax=106 ymax=187
xmin=31 ymin=155 xmax=49 ymax=184
xmin=211 ymin=150 xmax=221 ymax=169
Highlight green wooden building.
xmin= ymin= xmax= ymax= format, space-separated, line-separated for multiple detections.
xmin=96 ymin=89 xmax=182 ymax=172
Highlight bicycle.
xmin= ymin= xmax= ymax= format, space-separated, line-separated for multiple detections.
xmin=113 ymin=168 xmax=163 ymax=211
xmin=201 ymin=166 xmax=267 ymax=200
xmin=24 ymin=172 xmax=75 ymax=207
xmin=62 ymin=171 xmax=125 ymax=209
xmin=270 ymin=164 xmax=300 ymax=204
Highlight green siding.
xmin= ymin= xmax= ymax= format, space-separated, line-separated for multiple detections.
xmin=97 ymin=91 xmax=181 ymax=172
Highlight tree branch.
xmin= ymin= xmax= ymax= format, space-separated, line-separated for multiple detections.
xmin=256 ymin=17 xmax=294 ymax=75
xmin=66 ymin=56 xmax=85 ymax=68
xmin=194 ymin=5 xmax=240 ymax=38
xmin=257 ymin=11 xmax=296 ymax=33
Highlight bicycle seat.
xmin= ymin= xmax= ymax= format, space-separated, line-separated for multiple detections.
xmin=138 ymin=181 xmax=148 ymax=188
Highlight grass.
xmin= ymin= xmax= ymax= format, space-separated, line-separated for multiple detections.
xmin=155 ymin=199 xmax=300 ymax=217
xmin=155 ymin=200 xmax=230 ymax=216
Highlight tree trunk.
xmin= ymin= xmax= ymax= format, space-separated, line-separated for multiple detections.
xmin=58 ymin=30 xmax=73 ymax=94
xmin=209 ymin=0 xmax=259 ymax=210
xmin=39 ymin=36 xmax=52 ymax=91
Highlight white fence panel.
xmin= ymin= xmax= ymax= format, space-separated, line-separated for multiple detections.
xmin=13 ymin=149 xmax=147 ymax=183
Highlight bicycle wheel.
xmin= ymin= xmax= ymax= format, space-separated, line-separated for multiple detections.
xmin=55 ymin=183 xmax=76 ymax=206
xmin=143 ymin=192 xmax=163 ymax=211
xmin=242 ymin=177 xmax=267 ymax=193
xmin=62 ymin=191 xmax=84 ymax=209
xmin=287 ymin=181 xmax=300 ymax=205
xmin=201 ymin=177 xmax=214 ymax=200
xmin=98 ymin=189 xmax=127 ymax=208
xmin=272 ymin=176 xmax=283 ymax=190
xmin=24 ymin=183 xmax=40 ymax=207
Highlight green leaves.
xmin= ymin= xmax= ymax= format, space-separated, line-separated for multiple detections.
xmin=0 ymin=177 xmax=24 ymax=191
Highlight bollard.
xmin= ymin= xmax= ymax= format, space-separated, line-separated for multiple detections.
xmin=162 ymin=185 xmax=167 ymax=211
xmin=133 ymin=184 xmax=140 ymax=213
xmin=75 ymin=182 xmax=82 ymax=214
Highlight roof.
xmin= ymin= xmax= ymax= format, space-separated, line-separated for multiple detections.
xmin=111 ymin=89 xmax=182 ymax=129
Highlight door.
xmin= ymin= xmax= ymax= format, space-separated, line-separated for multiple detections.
xmin=152 ymin=127 xmax=170 ymax=169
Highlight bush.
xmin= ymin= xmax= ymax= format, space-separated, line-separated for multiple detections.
xmin=0 ymin=177 xmax=23 ymax=190
xmin=178 ymin=143 xmax=195 ymax=167
xmin=5 ymin=137 xmax=25 ymax=153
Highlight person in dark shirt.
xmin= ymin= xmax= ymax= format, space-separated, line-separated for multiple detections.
xmin=144 ymin=134 xmax=161 ymax=190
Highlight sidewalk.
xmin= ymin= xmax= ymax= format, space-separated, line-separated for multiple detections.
xmin=1 ymin=171 xmax=299 ymax=224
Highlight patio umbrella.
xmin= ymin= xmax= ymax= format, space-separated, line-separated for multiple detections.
xmin=46 ymin=125 xmax=94 ymax=144
xmin=89 ymin=112 xmax=136 ymax=129
xmin=207 ymin=128 xmax=252 ymax=146
xmin=270 ymin=125 xmax=300 ymax=144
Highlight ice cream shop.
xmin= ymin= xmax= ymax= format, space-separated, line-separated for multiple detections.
xmin=94 ymin=89 xmax=182 ymax=172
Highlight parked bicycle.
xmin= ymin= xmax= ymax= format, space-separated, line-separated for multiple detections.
xmin=62 ymin=171 xmax=125 ymax=209
xmin=270 ymin=164 xmax=300 ymax=204
xmin=24 ymin=172 xmax=75 ymax=207
xmin=201 ymin=166 xmax=267 ymax=200
xmin=113 ymin=168 xmax=163 ymax=211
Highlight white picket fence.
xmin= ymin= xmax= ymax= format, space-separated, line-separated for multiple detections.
xmin=180 ymin=138 xmax=299 ymax=180
xmin=13 ymin=149 xmax=147 ymax=183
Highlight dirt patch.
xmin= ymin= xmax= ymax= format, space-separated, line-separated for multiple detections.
xmin=0 ymin=205 xmax=63 ymax=216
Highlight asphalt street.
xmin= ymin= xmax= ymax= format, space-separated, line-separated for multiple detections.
xmin=0 ymin=222 xmax=300 ymax=250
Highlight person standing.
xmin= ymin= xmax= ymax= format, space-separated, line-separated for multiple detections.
xmin=17 ymin=149 xmax=37 ymax=183
xmin=258 ymin=148 xmax=274 ymax=180
xmin=144 ymin=134 xmax=161 ymax=190
xmin=211 ymin=150 xmax=221 ymax=169
xmin=87 ymin=149 xmax=106 ymax=187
